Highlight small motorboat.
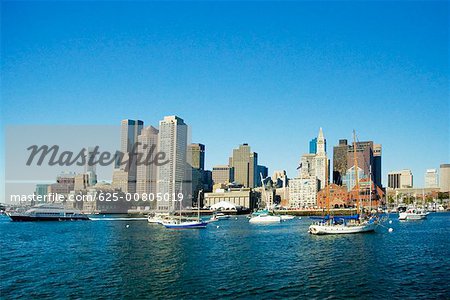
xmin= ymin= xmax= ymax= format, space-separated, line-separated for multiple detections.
xmin=216 ymin=212 xmax=231 ymax=220
xmin=249 ymin=213 xmax=281 ymax=224
xmin=398 ymin=208 xmax=428 ymax=221
xmin=208 ymin=215 xmax=219 ymax=223
xmin=280 ymin=215 xmax=295 ymax=221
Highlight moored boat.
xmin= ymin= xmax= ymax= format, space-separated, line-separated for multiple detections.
xmin=308 ymin=130 xmax=381 ymax=235
xmin=216 ymin=212 xmax=231 ymax=220
xmin=162 ymin=190 xmax=208 ymax=229
xmin=398 ymin=208 xmax=428 ymax=221
xmin=249 ymin=213 xmax=281 ymax=224
xmin=309 ymin=215 xmax=378 ymax=235
xmin=162 ymin=219 xmax=208 ymax=229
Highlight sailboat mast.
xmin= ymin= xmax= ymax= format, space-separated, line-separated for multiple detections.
xmin=369 ymin=165 xmax=372 ymax=212
xmin=353 ymin=130 xmax=360 ymax=216
xmin=197 ymin=190 xmax=202 ymax=221
xmin=325 ymin=156 xmax=330 ymax=216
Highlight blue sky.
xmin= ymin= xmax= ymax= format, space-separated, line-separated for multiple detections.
xmin=1 ymin=1 xmax=449 ymax=189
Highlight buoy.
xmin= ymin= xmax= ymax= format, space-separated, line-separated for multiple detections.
xmin=216 ymin=226 xmax=220 ymax=228
xmin=389 ymin=220 xmax=393 ymax=224
xmin=388 ymin=228 xmax=393 ymax=233
xmin=126 ymin=224 xmax=130 ymax=228
xmin=298 ymin=217 xmax=302 ymax=220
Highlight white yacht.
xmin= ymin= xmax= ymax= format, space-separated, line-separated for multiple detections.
xmin=398 ymin=208 xmax=429 ymax=221
xmin=7 ymin=204 xmax=90 ymax=221
xmin=249 ymin=213 xmax=281 ymax=224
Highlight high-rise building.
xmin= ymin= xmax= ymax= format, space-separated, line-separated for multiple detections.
xmin=342 ymin=166 xmax=365 ymax=191
xmin=120 ymin=119 xmax=144 ymax=154
xmin=347 ymin=141 xmax=373 ymax=181
xmin=188 ymin=143 xmax=205 ymax=170
xmin=74 ymin=173 xmax=90 ymax=191
xmin=288 ymin=177 xmax=319 ymax=208
xmin=34 ymin=184 xmax=49 ymax=202
xmin=229 ymin=144 xmax=258 ymax=188
xmin=84 ymin=147 xmax=97 ymax=174
xmin=439 ymin=164 xmax=450 ymax=192
xmin=212 ymin=165 xmax=233 ymax=185
xmin=299 ymin=153 xmax=316 ymax=178
xmin=333 ymin=139 xmax=348 ymax=185
xmin=309 ymin=138 xmax=317 ymax=154
xmin=156 ymin=116 xmax=189 ymax=210
xmin=314 ymin=127 xmax=328 ymax=190
xmin=256 ymin=165 xmax=268 ymax=187
xmin=424 ymin=169 xmax=439 ymax=188
xmin=291 ymin=128 xmax=328 ymax=208
xmin=113 ymin=119 xmax=144 ymax=193
xmin=333 ymin=138 xmax=382 ymax=188
xmin=136 ymin=126 xmax=159 ymax=202
xmin=188 ymin=143 xmax=207 ymax=207
xmin=373 ymin=144 xmax=382 ymax=187
xmin=299 ymin=128 xmax=328 ymax=190
xmin=388 ymin=170 xmax=413 ymax=189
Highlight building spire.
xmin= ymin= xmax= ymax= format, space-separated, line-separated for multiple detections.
xmin=317 ymin=127 xmax=325 ymax=154
xmin=318 ymin=127 xmax=324 ymax=139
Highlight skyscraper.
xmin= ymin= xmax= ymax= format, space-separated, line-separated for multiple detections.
xmin=188 ymin=143 xmax=206 ymax=207
xmin=229 ymin=144 xmax=258 ymax=188
xmin=136 ymin=126 xmax=159 ymax=203
xmin=120 ymin=119 xmax=144 ymax=154
xmin=84 ymin=147 xmax=97 ymax=174
xmin=439 ymin=164 xmax=450 ymax=192
xmin=309 ymin=138 xmax=317 ymax=154
xmin=84 ymin=147 xmax=98 ymax=186
xmin=333 ymin=139 xmax=382 ymax=188
xmin=373 ymin=144 xmax=382 ymax=188
xmin=188 ymin=143 xmax=205 ymax=170
xmin=388 ymin=170 xmax=413 ymax=189
xmin=212 ymin=165 xmax=233 ymax=185
xmin=332 ymin=139 xmax=348 ymax=185
xmin=424 ymin=169 xmax=439 ymax=188
xmin=156 ymin=116 xmax=189 ymax=210
xmin=113 ymin=119 xmax=144 ymax=193
xmin=314 ymin=127 xmax=328 ymax=189
xmin=291 ymin=128 xmax=328 ymax=208
xmin=256 ymin=165 xmax=269 ymax=187
xmin=299 ymin=128 xmax=328 ymax=190
xmin=347 ymin=141 xmax=373 ymax=180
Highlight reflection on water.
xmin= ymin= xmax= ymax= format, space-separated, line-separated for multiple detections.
xmin=1 ymin=213 xmax=449 ymax=299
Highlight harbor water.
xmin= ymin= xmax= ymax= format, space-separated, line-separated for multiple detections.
xmin=1 ymin=213 xmax=449 ymax=299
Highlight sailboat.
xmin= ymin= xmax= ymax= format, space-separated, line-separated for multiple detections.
xmin=162 ymin=189 xmax=208 ymax=229
xmin=309 ymin=130 xmax=380 ymax=235
xmin=249 ymin=174 xmax=281 ymax=224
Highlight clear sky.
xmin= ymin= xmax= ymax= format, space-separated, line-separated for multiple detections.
xmin=1 ymin=1 xmax=449 ymax=191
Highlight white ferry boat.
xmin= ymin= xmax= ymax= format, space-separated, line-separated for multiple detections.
xmin=7 ymin=204 xmax=90 ymax=221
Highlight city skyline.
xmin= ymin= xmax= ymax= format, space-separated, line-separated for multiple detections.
xmin=1 ymin=1 xmax=449 ymax=190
